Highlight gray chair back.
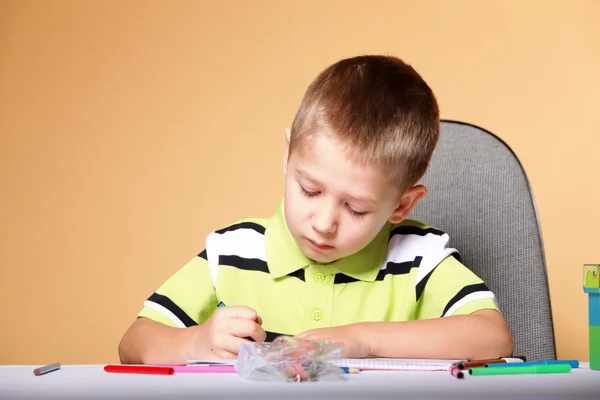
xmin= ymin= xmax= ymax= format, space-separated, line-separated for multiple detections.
xmin=409 ymin=120 xmax=556 ymax=361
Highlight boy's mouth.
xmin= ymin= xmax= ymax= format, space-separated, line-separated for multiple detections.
xmin=307 ymin=238 xmax=334 ymax=251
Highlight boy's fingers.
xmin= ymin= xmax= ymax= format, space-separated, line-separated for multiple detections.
xmin=248 ymin=324 xmax=267 ymax=342
xmin=219 ymin=305 xmax=259 ymax=322
xmin=221 ymin=336 xmax=246 ymax=355
xmin=228 ymin=319 xmax=265 ymax=340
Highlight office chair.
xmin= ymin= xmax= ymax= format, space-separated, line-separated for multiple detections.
xmin=409 ymin=120 xmax=556 ymax=362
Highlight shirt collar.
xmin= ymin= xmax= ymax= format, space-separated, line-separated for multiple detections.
xmin=264 ymin=201 xmax=391 ymax=282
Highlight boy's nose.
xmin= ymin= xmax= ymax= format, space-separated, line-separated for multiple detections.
xmin=311 ymin=205 xmax=338 ymax=234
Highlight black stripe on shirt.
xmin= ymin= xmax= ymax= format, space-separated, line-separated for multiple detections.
xmin=287 ymin=269 xmax=305 ymax=281
xmin=334 ymin=273 xmax=359 ymax=284
xmin=414 ymin=254 xmax=462 ymax=301
xmin=375 ymin=260 xmax=415 ymax=281
xmin=334 ymin=260 xmax=416 ymax=284
xmin=441 ymin=283 xmax=491 ymax=317
xmin=415 ymin=271 xmax=434 ymax=302
xmin=219 ymin=255 xmax=269 ymax=274
xmin=390 ymin=225 xmax=445 ymax=238
xmin=147 ymin=293 xmax=198 ymax=327
xmin=453 ymin=252 xmax=462 ymax=263
xmin=215 ymin=222 xmax=266 ymax=235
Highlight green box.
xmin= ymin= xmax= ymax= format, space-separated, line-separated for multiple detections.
xmin=591 ymin=325 xmax=600 ymax=371
xmin=584 ymin=264 xmax=600 ymax=370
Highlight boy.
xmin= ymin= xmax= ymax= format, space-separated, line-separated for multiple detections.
xmin=119 ymin=55 xmax=513 ymax=365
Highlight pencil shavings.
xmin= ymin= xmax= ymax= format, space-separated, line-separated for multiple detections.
xmin=235 ymin=335 xmax=345 ymax=382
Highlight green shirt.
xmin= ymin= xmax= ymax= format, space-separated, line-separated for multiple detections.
xmin=138 ymin=202 xmax=498 ymax=340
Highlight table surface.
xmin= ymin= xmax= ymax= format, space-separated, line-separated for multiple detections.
xmin=1 ymin=363 xmax=599 ymax=400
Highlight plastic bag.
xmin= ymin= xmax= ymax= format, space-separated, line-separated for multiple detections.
xmin=236 ymin=335 xmax=345 ymax=382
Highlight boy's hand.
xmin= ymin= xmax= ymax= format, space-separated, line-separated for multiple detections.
xmin=194 ymin=306 xmax=266 ymax=359
xmin=295 ymin=325 xmax=370 ymax=358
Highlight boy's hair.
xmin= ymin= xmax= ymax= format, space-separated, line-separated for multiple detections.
xmin=289 ymin=55 xmax=440 ymax=194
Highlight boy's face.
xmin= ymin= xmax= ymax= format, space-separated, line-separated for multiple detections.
xmin=283 ymin=132 xmax=425 ymax=264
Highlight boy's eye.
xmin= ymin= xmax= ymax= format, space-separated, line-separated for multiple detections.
xmin=298 ymin=185 xmax=368 ymax=218
xmin=346 ymin=204 xmax=368 ymax=218
xmin=299 ymin=186 xmax=319 ymax=197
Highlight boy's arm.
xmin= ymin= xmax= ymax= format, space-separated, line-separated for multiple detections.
xmin=119 ymin=317 xmax=202 ymax=365
xmin=381 ymin=254 xmax=513 ymax=359
xmin=118 ymin=254 xmax=214 ymax=365
xmin=119 ymin=306 xmax=265 ymax=365
xmin=297 ymin=309 xmax=512 ymax=360
xmin=298 ymin=255 xmax=513 ymax=359
xmin=368 ymin=309 xmax=513 ymax=359
xmin=118 ymin=251 xmax=265 ymax=365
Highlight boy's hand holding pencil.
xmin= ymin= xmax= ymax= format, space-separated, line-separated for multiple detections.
xmin=194 ymin=305 xmax=266 ymax=360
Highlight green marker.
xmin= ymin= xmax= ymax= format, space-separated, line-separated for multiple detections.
xmin=469 ymin=364 xmax=571 ymax=376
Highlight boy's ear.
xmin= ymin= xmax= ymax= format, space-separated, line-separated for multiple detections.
xmin=283 ymin=126 xmax=291 ymax=175
xmin=389 ymin=185 xmax=427 ymax=224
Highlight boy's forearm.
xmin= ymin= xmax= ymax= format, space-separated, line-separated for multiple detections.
xmin=118 ymin=317 xmax=200 ymax=365
xmin=361 ymin=310 xmax=513 ymax=360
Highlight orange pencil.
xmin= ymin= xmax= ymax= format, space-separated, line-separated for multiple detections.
xmin=454 ymin=357 xmax=524 ymax=370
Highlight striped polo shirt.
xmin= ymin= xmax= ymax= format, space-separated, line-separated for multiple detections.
xmin=138 ymin=202 xmax=498 ymax=340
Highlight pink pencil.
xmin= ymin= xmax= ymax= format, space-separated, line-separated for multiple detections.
xmin=172 ymin=365 xmax=237 ymax=373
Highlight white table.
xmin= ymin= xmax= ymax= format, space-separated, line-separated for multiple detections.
xmin=1 ymin=364 xmax=599 ymax=399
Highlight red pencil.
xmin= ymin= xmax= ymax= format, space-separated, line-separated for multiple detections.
xmin=104 ymin=365 xmax=174 ymax=375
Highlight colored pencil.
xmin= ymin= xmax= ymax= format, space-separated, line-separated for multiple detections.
xmin=469 ymin=364 xmax=571 ymax=376
xmin=33 ymin=362 xmax=61 ymax=376
xmin=104 ymin=365 xmax=174 ymax=375
xmin=454 ymin=357 xmax=524 ymax=370
xmin=172 ymin=365 xmax=237 ymax=373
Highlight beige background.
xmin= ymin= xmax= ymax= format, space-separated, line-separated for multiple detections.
xmin=1 ymin=0 xmax=598 ymax=364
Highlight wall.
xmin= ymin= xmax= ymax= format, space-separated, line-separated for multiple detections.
xmin=1 ymin=0 xmax=598 ymax=364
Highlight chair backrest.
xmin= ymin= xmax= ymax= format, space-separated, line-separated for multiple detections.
xmin=409 ymin=120 xmax=556 ymax=362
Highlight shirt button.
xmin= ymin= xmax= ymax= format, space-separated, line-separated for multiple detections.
xmin=314 ymin=272 xmax=325 ymax=283
xmin=311 ymin=309 xmax=322 ymax=321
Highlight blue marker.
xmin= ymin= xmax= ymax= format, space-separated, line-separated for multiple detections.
xmin=485 ymin=360 xmax=579 ymax=368
xmin=340 ymin=366 xmax=361 ymax=374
